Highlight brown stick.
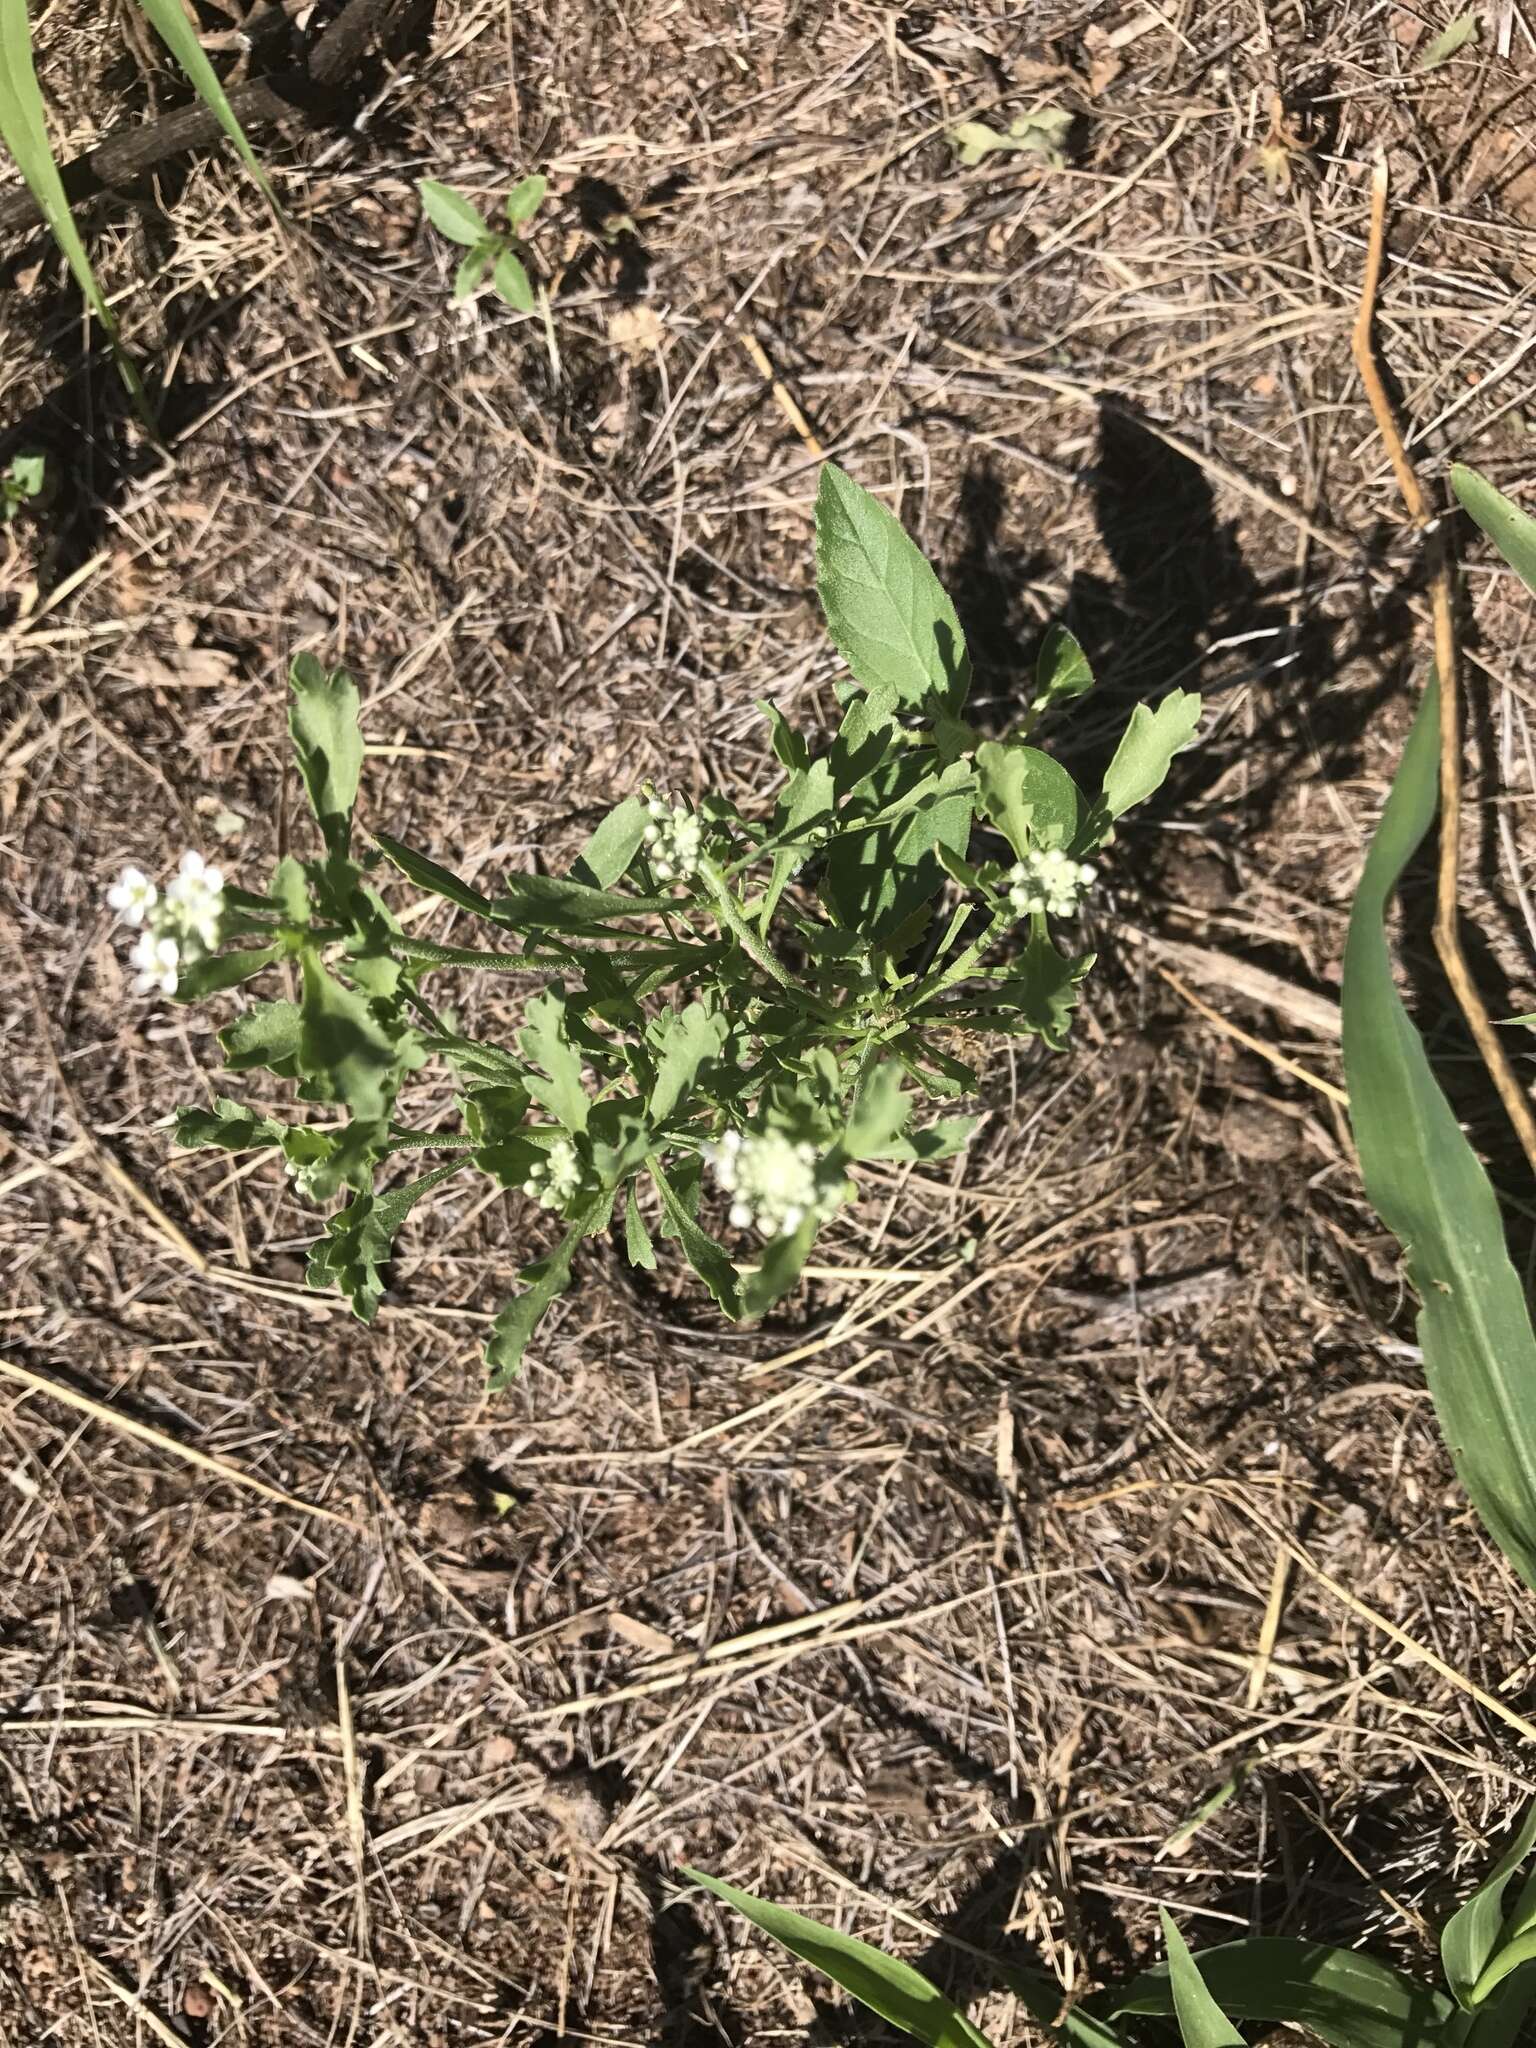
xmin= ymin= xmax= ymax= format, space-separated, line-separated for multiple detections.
xmin=1350 ymin=152 xmax=1536 ymax=1178
xmin=0 ymin=0 xmax=399 ymax=239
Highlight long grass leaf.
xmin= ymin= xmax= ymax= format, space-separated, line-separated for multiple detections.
xmin=133 ymin=0 xmax=272 ymax=196
xmin=1340 ymin=680 xmax=1536 ymax=1593
xmin=0 ymin=0 xmax=151 ymax=422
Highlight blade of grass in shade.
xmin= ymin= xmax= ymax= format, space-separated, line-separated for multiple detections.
xmin=0 ymin=0 xmax=154 ymax=428
xmin=1452 ymin=464 xmax=1536 ymax=597
xmin=1341 ymin=678 xmax=1536 ymax=1594
xmin=134 ymin=0 xmax=273 ymax=198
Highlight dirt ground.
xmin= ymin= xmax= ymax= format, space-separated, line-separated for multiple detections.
xmin=3 ymin=0 xmax=1536 ymax=2042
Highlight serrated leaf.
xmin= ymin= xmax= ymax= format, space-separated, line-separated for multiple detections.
xmin=173 ymin=1097 xmax=286 ymax=1152
xmin=486 ymin=1194 xmax=607 ymax=1385
xmin=1417 ymin=10 xmax=1479 ymax=67
xmin=289 ymin=654 xmax=363 ymax=859
xmin=519 ymin=990 xmax=589 ymax=1132
xmin=307 ymin=1162 xmax=462 ymax=1323
xmin=1453 ymin=464 xmax=1536 ymax=596
xmin=931 ymin=938 xmax=1089 ymax=1052
xmin=649 ymin=1001 xmax=728 ymax=1122
xmin=1034 ymin=624 xmax=1094 ymax=711
xmin=687 ymin=1870 xmax=997 ymax=2048
xmin=418 ymin=178 xmax=486 ymax=245
xmin=220 ymin=998 xmax=302 ymax=1076
xmin=651 ymin=1163 xmax=741 ymax=1317
xmin=816 ymin=462 xmax=971 ymax=714
xmin=299 ymin=953 xmax=407 ymax=1122
xmin=624 ymin=1183 xmax=657 ymax=1269
xmin=1100 ymin=689 xmax=1201 ymax=823
xmin=493 ymin=248 xmax=535 ymax=312
xmin=505 ymin=172 xmax=547 ymax=225
xmin=1107 ymin=1937 xmax=1457 ymax=2048
xmin=573 ymin=795 xmax=650 ymax=888
xmin=879 ymin=1113 xmax=977 ymax=1162
xmin=975 ymin=741 xmax=1083 ymax=856
xmin=1443 ymin=1801 xmax=1536 ymax=2007
xmin=1342 ymin=679 xmax=1536 ymax=1595
xmin=1160 ymin=1915 xmax=1243 ymax=2048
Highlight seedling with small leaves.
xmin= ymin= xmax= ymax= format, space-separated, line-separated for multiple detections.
xmin=114 ymin=464 xmax=1198 ymax=1385
xmin=0 ymin=448 xmax=45 ymax=524
xmin=418 ymin=174 xmax=548 ymax=312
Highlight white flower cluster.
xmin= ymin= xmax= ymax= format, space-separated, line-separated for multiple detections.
xmin=642 ymin=795 xmax=704 ymax=884
xmin=523 ymin=1135 xmax=584 ymax=1212
xmin=705 ymin=1127 xmax=844 ymax=1239
xmin=1006 ymin=847 xmax=1096 ymax=921
xmin=106 ymin=850 xmax=226 ymax=997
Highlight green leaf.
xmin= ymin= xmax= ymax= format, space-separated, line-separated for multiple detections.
xmin=933 ymin=937 xmax=1089 ymax=1052
xmin=1342 ymin=679 xmax=1536 ymax=1595
xmin=651 ymin=1164 xmax=741 ymax=1318
xmin=453 ymin=244 xmax=493 ymax=299
xmin=289 ymin=654 xmax=363 ymax=858
xmin=1034 ymin=625 xmax=1094 ymax=712
xmin=171 ymin=945 xmax=280 ymax=1002
xmin=173 ymin=1096 xmax=286 ymax=1152
xmin=624 ymin=1184 xmax=657 ymax=1270
xmin=1159 ymin=1914 xmax=1243 ymax=2048
xmin=844 ymin=1061 xmax=914 ymax=1160
xmin=373 ymin=830 xmax=500 ymax=919
xmin=1417 ymin=10 xmax=1479 ymax=67
xmin=822 ymin=758 xmax=973 ymax=943
xmin=418 ymin=178 xmax=487 ymax=245
xmin=975 ymin=741 xmax=1083 ymax=856
xmin=1108 ymin=1937 xmax=1458 ymax=2048
xmin=492 ymin=248 xmax=535 ymax=312
xmin=220 ymin=998 xmax=302 ymax=1076
xmin=1444 ymin=1800 xmax=1536 ymax=2007
xmin=878 ymin=1113 xmax=977 ymax=1163
xmin=136 ymin=0 xmax=273 ymax=195
xmin=573 ymin=795 xmax=650 ymax=888
xmin=815 ymin=463 xmax=971 ymax=714
xmin=486 ymin=1194 xmax=607 ymax=1386
xmin=1100 ymin=690 xmax=1201 ymax=822
xmin=950 ymin=107 xmax=1073 ymax=169
xmin=306 ymin=1162 xmax=462 ymax=1322
xmin=759 ymin=701 xmax=809 ymax=772
xmin=493 ymin=870 xmax=675 ymax=933
xmin=299 ymin=953 xmax=407 ymax=1122
xmin=0 ymin=0 xmax=151 ymax=424
xmin=762 ymin=756 xmax=835 ymax=928
xmin=1453 ymin=465 xmax=1536 ymax=596
xmin=519 ymin=990 xmax=589 ymax=1133
xmin=649 ymin=1000 xmax=728 ymax=1122
xmin=686 ymin=1869 xmax=997 ymax=2048
xmin=1467 ymin=1968 xmax=1536 ymax=2048
xmin=505 ymin=172 xmax=547 ymax=225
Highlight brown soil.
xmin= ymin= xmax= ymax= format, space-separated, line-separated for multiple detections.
xmin=3 ymin=1 xmax=1536 ymax=2042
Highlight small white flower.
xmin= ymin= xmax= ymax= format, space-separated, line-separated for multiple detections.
xmin=522 ymin=1135 xmax=584 ymax=1212
xmin=164 ymin=848 xmax=225 ymax=949
xmin=130 ymin=930 xmax=180 ymax=997
xmin=705 ymin=1127 xmax=844 ymax=1239
xmin=1006 ymin=847 xmax=1096 ymax=921
xmin=639 ymin=795 xmax=705 ymax=886
xmin=106 ymin=866 xmax=157 ymax=927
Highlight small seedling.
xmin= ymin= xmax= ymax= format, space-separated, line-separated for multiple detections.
xmin=111 ymin=463 xmax=1198 ymax=1385
xmin=418 ymin=174 xmax=548 ymax=312
xmin=0 ymin=449 xmax=46 ymax=524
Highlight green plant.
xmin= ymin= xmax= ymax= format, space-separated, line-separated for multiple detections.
xmin=687 ymin=1794 xmax=1536 ymax=2046
xmin=418 ymin=174 xmax=548 ymax=312
xmin=0 ymin=0 xmax=267 ymax=426
xmin=0 ymin=446 xmax=44 ymax=522
xmin=1341 ymin=466 xmax=1536 ymax=1596
xmin=112 ymin=463 xmax=1197 ymax=1383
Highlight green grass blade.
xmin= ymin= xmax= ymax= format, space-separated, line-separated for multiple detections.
xmin=1442 ymin=1799 xmax=1536 ymax=2006
xmin=0 ymin=0 xmax=152 ymax=424
xmin=133 ymin=0 xmax=272 ymax=196
xmin=1158 ymin=1914 xmax=1243 ymax=2048
xmin=1341 ymin=680 xmax=1536 ymax=1593
xmin=1452 ymin=464 xmax=1536 ymax=597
